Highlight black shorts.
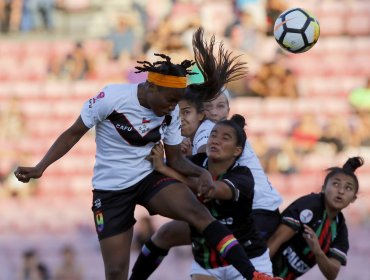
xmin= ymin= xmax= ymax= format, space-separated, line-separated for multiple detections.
xmin=91 ymin=171 xmax=177 ymax=240
xmin=252 ymin=208 xmax=281 ymax=241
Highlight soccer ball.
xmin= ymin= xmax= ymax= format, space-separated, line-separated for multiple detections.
xmin=273 ymin=8 xmax=320 ymax=53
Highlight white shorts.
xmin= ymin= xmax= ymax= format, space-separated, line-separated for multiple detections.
xmin=190 ymin=249 xmax=273 ymax=279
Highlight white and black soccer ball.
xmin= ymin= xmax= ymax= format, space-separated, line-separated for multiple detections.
xmin=274 ymin=8 xmax=320 ymax=53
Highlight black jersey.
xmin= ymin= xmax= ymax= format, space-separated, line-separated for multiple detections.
xmin=189 ymin=153 xmax=267 ymax=269
xmin=273 ymin=193 xmax=349 ymax=279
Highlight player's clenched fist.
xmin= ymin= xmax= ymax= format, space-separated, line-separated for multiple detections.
xmin=14 ymin=166 xmax=43 ymax=183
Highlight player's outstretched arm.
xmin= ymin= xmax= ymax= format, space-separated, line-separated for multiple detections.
xmin=14 ymin=116 xmax=90 ymax=183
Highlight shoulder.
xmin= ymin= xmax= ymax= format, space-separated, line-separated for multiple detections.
xmin=197 ymin=120 xmax=215 ymax=134
xmin=292 ymin=193 xmax=322 ymax=206
xmin=189 ymin=153 xmax=207 ymax=166
xmin=229 ymin=164 xmax=253 ymax=176
xmin=101 ymin=83 xmax=137 ymax=99
xmin=282 ymin=193 xmax=323 ymax=216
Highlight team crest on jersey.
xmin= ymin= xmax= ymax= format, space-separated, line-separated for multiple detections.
xmin=94 ymin=198 xmax=102 ymax=208
xmin=300 ymin=209 xmax=313 ymax=224
xmin=138 ymin=124 xmax=150 ymax=134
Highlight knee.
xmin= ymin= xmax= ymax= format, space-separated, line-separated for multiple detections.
xmin=182 ymin=203 xmax=214 ymax=230
xmin=154 ymin=223 xmax=178 ymax=243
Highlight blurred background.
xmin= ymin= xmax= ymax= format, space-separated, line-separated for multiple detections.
xmin=0 ymin=0 xmax=369 ymax=279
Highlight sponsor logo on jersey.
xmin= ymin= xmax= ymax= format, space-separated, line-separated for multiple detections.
xmin=219 ymin=217 xmax=234 ymax=225
xmin=283 ymin=246 xmax=310 ymax=273
xmin=89 ymin=91 xmax=105 ymax=108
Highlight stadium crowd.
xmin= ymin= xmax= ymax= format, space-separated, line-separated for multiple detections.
xmin=0 ymin=0 xmax=370 ymax=279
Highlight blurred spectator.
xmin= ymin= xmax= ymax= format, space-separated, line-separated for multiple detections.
xmin=349 ymin=78 xmax=370 ymax=114
xmin=54 ymin=245 xmax=83 ymax=280
xmin=132 ymin=216 xmax=155 ymax=251
xmin=235 ymin=0 xmax=267 ymax=33
xmin=246 ymin=61 xmax=298 ymax=98
xmin=0 ymin=96 xmax=25 ymax=140
xmin=1 ymin=160 xmax=38 ymax=198
xmin=318 ymin=116 xmax=350 ymax=154
xmin=27 ymin=0 xmax=54 ymax=32
xmin=265 ymin=0 xmax=287 ymax=36
xmin=16 ymin=249 xmax=50 ymax=280
xmin=0 ymin=0 xmax=23 ymax=33
xmin=105 ymin=15 xmax=138 ymax=61
xmin=260 ymin=138 xmax=299 ymax=174
xmin=350 ymin=112 xmax=370 ymax=147
xmin=58 ymin=41 xmax=94 ymax=80
xmin=289 ymin=113 xmax=322 ymax=155
xmin=226 ymin=10 xmax=260 ymax=54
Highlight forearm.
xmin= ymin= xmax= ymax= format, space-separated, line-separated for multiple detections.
xmin=314 ymin=251 xmax=340 ymax=280
xmin=157 ymin=165 xmax=198 ymax=192
xmin=267 ymin=224 xmax=296 ymax=258
xmin=37 ymin=129 xmax=85 ymax=172
xmin=167 ymin=155 xmax=205 ymax=177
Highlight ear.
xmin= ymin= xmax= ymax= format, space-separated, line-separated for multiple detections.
xmin=198 ymin=111 xmax=206 ymax=122
xmin=321 ymin=185 xmax=326 ymax=193
xmin=351 ymin=195 xmax=357 ymax=204
xmin=234 ymin=146 xmax=243 ymax=158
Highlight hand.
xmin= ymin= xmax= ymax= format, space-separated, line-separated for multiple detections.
xmin=180 ymin=138 xmax=192 ymax=155
xmin=197 ymin=170 xmax=215 ymax=201
xmin=14 ymin=166 xmax=43 ymax=183
xmin=146 ymin=143 xmax=165 ymax=171
xmin=302 ymin=224 xmax=321 ymax=255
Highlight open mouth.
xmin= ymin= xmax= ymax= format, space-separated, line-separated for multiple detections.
xmin=209 ymin=146 xmax=219 ymax=152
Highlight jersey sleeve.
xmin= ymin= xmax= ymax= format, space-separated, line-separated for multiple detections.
xmin=280 ymin=195 xmax=314 ymax=232
xmin=80 ymin=86 xmax=116 ymax=128
xmin=327 ymin=223 xmax=349 ymax=266
xmin=162 ymin=106 xmax=183 ymax=146
xmin=193 ymin=125 xmax=212 ymax=153
xmin=222 ymin=166 xmax=254 ymax=202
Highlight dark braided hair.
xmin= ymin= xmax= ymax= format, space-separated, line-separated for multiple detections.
xmin=135 ymin=53 xmax=196 ymax=77
xmin=323 ymin=156 xmax=364 ymax=193
xmin=187 ymin=27 xmax=248 ymax=101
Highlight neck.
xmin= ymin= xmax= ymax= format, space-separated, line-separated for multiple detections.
xmin=208 ymin=157 xmax=235 ymax=178
xmin=325 ymin=205 xmax=339 ymax=220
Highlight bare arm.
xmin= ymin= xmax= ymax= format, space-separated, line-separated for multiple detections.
xmin=14 ymin=116 xmax=90 ymax=183
xmin=149 ymin=144 xmax=232 ymax=200
xmin=164 ymin=143 xmax=214 ymax=197
xmin=267 ymin=224 xmax=296 ymax=258
xmin=302 ymin=225 xmax=341 ymax=280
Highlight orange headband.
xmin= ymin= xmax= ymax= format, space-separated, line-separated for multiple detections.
xmin=147 ymin=72 xmax=187 ymax=89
